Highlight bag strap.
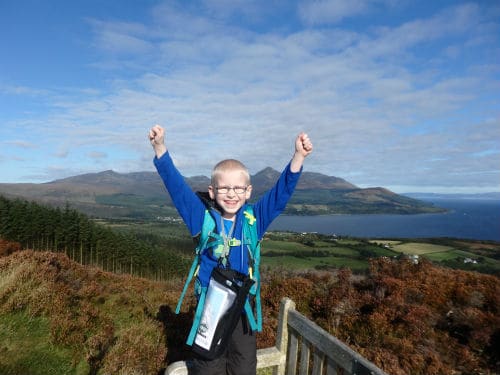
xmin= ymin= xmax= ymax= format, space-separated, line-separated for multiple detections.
xmin=176 ymin=210 xmax=218 ymax=314
xmin=242 ymin=207 xmax=263 ymax=332
xmin=186 ymin=286 xmax=208 ymax=345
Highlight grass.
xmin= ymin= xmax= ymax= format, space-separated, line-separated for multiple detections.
xmin=335 ymin=239 xmax=360 ymax=246
xmin=392 ymin=242 xmax=455 ymax=255
xmin=0 ymin=311 xmax=87 ymax=375
xmin=262 ymin=239 xmax=310 ymax=252
xmin=423 ymin=249 xmax=475 ymax=262
xmin=0 ymin=251 xmax=171 ymax=375
xmin=257 ymin=367 xmax=274 ymax=375
xmin=261 ymin=235 xmax=408 ymax=273
xmin=261 ymin=254 xmax=367 ymax=271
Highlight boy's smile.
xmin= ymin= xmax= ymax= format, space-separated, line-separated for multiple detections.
xmin=208 ymin=170 xmax=252 ymax=220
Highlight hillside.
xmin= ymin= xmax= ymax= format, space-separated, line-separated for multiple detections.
xmin=1 ymin=247 xmax=498 ymax=375
xmin=0 ymin=168 xmax=443 ymax=219
xmin=0 ymin=249 xmax=174 ymax=374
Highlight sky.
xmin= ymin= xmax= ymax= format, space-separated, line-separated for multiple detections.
xmin=0 ymin=0 xmax=499 ymax=194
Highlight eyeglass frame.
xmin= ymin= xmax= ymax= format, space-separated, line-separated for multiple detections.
xmin=213 ymin=185 xmax=249 ymax=195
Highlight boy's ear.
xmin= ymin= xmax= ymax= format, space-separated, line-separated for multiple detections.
xmin=208 ymin=185 xmax=215 ymax=200
xmin=245 ymin=185 xmax=252 ymax=200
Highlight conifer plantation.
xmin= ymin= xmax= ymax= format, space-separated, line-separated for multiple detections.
xmin=0 ymin=195 xmax=190 ymax=280
xmin=0 ymin=195 xmax=499 ymax=374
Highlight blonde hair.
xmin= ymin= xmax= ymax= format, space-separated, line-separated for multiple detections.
xmin=211 ymin=159 xmax=251 ymax=186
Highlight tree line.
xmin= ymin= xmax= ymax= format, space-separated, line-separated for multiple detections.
xmin=0 ymin=195 xmax=190 ymax=281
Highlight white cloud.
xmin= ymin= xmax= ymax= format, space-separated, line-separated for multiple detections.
xmin=298 ymin=0 xmax=370 ymax=25
xmin=87 ymin=151 xmax=107 ymax=160
xmin=4 ymin=140 xmax=38 ymax=149
xmin=87 ymin=19 xmax=153 ymax=55
xmin=0 ymin=85 xmax=51 ymax=97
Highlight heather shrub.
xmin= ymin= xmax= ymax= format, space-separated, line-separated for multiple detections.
xmin=258 ymin=258 xmax=500 ymax=375
xmin=0 ymin=238 xmax=21 ymax=257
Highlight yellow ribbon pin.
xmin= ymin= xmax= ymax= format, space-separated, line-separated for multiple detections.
xmin=244 ymin=211 xmax=256 ymax=225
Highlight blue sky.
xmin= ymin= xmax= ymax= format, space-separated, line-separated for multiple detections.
xmin=1 ymin=0 xmax=499 ymax=193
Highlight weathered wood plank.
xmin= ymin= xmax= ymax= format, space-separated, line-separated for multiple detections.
xmin=287 ymin=330 xmax=299 ymax=375
xmin=326 ymin=356 xmax=339 ymax=375
xmin=257 ymin=347 xmax=283 ymax=369
xmin=299 ymin=339 xmax=310 ymax=375
xmin=311 ymin=349 xmax=324 ymax=375
xmin=274 ymin=297 xmax=295 ymax=375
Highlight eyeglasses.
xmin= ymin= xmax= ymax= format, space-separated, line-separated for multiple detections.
xmin=215 ymin=186 xmax=248 ymax=195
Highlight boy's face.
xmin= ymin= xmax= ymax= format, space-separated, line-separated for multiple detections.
xmin=208 ymin=169 xmax=252 ymax=220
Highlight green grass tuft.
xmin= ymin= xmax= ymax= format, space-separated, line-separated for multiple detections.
xmin=0 ymin=311 xmax=87 ymax=375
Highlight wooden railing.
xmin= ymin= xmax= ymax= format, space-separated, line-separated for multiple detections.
xmin=165 ymin=298 xmax=389 ymax=375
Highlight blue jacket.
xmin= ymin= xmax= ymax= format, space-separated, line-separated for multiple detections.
xmin=154 ymin=152 xmax=302 ymax=288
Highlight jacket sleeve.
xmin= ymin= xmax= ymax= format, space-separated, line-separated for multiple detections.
xmin=153 ymin=152 xmax=205 ymax=236
xmin=253 ymin=162 xmax=302 ymax=239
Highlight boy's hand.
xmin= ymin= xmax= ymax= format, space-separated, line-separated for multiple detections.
xmin=149 ymin=124 xmax=167 ymax=158
xmin=149 ymin=124 xmax=164 ymax=146
xmin=295 ymin=132 xmax=313 ymax=157
xmin=290 ymin=132 xmax=313 ymax=172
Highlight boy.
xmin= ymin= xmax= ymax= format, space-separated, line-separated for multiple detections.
xmin=149 ymin=124 xmax=313 ymax=375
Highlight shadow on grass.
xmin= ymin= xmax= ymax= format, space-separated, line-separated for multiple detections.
xmin=156 ymin=304 xmax=194 ymax=366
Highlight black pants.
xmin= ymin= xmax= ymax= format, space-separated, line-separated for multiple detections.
xmin=189 ymin=315 xmax=257 ymax=375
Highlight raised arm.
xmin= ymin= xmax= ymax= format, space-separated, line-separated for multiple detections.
xmin=149 ymin=124 xmax=205 ymax=236
xmin=290 ymin=132 xmax=313 ymax=173
xmin=149 ymin=124 xmax=167 ymax=159
xmin=254 ymin=132 xmax=313 ymax=237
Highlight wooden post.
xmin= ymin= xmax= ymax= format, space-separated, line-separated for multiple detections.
xmin=274 ymin=298 xmax=295 ymax=375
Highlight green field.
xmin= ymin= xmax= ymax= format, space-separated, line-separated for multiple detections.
xmin=260 ymin=235 xmax=399 ymax=273
xmin=261 ymin=253 xmax=369 ymax=271
xmin=391 ymin=242 xmax=455 ymax=255
xmin=95 ymin=219 xmax=500 ymax=276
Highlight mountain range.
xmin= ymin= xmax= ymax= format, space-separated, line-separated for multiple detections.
xmin=0 ymin=168 xmax=445 ymax=219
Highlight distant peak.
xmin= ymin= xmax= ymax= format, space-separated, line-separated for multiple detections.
xmin=254 ymin=167 xmax=279 ymax=175
xmin=261 ymin=166 xmax=277 ymax=172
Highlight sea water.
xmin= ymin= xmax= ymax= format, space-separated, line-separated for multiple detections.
xmin=269 ymin=199 xmax=500 ymax=241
